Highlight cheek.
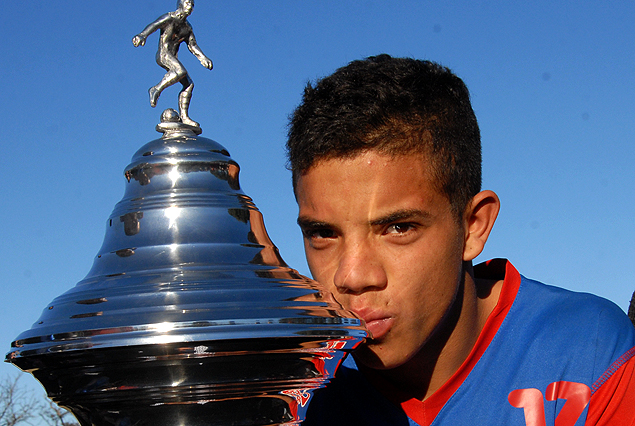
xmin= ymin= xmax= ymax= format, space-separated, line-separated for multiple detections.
xmin=387 ymin=246 xmax=462 ymax=304
xmin=304 ymin=247 xmax=334 ymax=286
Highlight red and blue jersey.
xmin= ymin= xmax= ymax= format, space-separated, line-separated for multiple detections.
xmin=304 ymin=259 xmax=635 ymax=425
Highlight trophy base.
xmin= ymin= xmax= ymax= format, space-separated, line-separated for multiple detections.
xmin=13 ymin=337 xmax=353 ymax=426
xmin=156 ymin=121 xmax=203 ymax=136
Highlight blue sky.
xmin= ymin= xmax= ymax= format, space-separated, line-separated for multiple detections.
xmin=2 ymin=0 xmax=634 ymax=402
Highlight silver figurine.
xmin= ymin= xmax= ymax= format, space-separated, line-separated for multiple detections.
xmin=133 ymin=0 xmax=213 ymax=128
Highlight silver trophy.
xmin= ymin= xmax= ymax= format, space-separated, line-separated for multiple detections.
xmin=6 ymin=3 xmax=367 ymax=425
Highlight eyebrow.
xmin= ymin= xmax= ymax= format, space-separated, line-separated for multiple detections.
xmin=297 ymin=209 xmax=431 ymax=230
xmin=370 ymin=209 xmax=432 ymax=226
xmin=297 ymin=217 xmax=333 ymax=229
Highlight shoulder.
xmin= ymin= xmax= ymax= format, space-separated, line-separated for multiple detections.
xmin=476 ymin=259 xmax=634 ymax=356
xmin=476 ymin=260 xmax=634 ymax=384
xmin=517 ymin=276 xmax=634 ymax=348
xmin=157 ymin=12 xmax=175 ymax=24
xmin=498 ymin=273 xmax=635 ymax=389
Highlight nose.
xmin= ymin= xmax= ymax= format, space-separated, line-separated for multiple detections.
xmin=333 ymin=241 xmax=387 ymax=294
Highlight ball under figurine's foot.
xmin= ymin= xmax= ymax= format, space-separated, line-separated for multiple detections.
xmin=149 ymin=87 xmax=160 ymax=108
xmin=161 ymin=108 xmax=181 ymax=123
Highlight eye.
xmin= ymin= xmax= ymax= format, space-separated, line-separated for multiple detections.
xmin=302 ymin=228 xmax=336 ymax=240
xmin=301 ymin=226 xmax=337 ymax=250
xmin=385 ymin=223 xmax=415 ymax=235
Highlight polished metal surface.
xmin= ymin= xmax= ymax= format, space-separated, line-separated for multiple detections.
xmin=133 ymin=0 xmax=213 ymax=129
xmin=7 ymin=116 xmax=367 ymax=425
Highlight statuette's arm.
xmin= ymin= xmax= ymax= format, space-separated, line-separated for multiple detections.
xmin=187 ymin=32 xmax=213 ymax=70
xmin=132 ymin=13 xmax=172 ymax=47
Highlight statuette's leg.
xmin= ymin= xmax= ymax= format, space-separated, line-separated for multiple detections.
xmin=179 ymin=78 xmax=199 ymax=127
xmin=149 ymin=67 xmax=183 ymax=108
xmin=149 ymin=87 xmax=160 ymax=108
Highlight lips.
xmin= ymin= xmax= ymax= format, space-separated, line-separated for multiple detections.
xmin=353 ymin=308 xmax=394 ymax=341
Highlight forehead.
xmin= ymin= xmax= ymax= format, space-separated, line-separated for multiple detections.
xmin=297 ymin=150 xmax=435 ymax=191
xmin=295 ymin=151 xmax=448 ymax=218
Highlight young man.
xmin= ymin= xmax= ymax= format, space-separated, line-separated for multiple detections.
xmin=286 ymin=55 xmax=635 ymax=425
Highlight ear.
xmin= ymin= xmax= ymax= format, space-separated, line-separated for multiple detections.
xmin=463 ymin=190 xmax=500 ymax=261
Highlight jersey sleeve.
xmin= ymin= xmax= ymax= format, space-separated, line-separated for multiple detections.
xmin=586 ymin=348 xmax=635 ymax=426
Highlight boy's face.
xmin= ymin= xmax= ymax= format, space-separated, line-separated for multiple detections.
xmin=295 ymin=151 xmax=468 ymax=370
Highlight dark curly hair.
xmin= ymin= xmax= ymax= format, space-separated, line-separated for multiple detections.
xmin=286 ymin=54 xmax=481 ymax=218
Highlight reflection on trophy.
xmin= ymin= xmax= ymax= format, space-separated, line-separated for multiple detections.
xmin=7 ymin=3 xmax=367 ymax=425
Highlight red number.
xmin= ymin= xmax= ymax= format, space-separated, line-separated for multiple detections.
xmin=545 ymin=381 xmax=591 ymax=426
xmin=509 ymin=381 xmax=591 ymax=426
xmin=508 ymin=388 xmax=547 ymax=426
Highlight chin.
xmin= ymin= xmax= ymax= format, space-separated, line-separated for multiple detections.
xmin=354 ymin=344 xmax=402 ymax=370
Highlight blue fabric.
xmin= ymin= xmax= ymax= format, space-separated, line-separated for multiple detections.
xmin=303 ymin=274 xmax=635 ymax=425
